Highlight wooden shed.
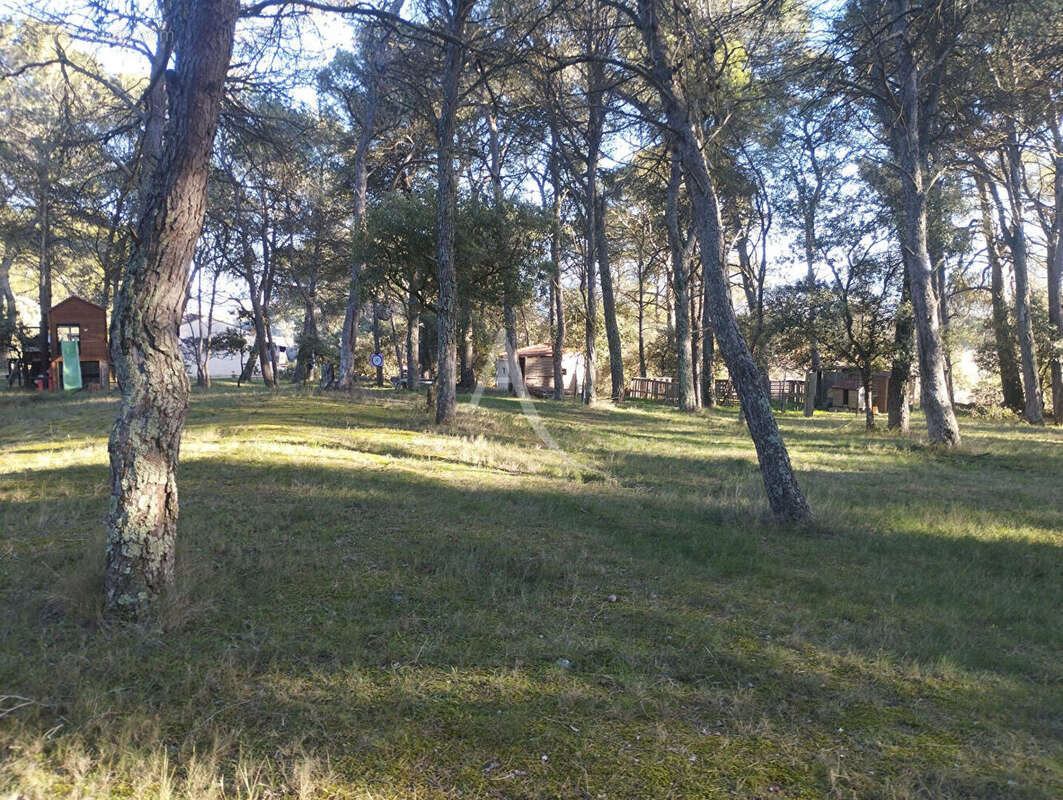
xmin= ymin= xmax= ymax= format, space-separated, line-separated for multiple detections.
xmin=49 ymin=296 xmax=110 ymax=389
xmin=821 ymin=368 xmax=890 ymax=413
xmin=495 ymin=344 xmax=585 ymax=397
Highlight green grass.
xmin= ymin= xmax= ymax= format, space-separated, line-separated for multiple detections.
xmin=1 ymin=383 xmax=1061 ymax=799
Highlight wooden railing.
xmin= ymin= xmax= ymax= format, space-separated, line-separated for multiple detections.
xmin=627 ymin=376 xmax=679 ymax=402
xmin=627 ymin=376 xmax=806 ymax=410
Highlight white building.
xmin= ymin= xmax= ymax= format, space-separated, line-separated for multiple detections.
xmin=179 ymin=315 xmax=296 ymax=380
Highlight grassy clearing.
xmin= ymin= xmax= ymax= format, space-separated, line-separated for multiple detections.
xmin=1 ymin=384 xmax=1061 ymax=799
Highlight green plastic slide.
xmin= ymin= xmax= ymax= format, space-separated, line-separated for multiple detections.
xmin=61 ymin=340 xmax=82 ymax=390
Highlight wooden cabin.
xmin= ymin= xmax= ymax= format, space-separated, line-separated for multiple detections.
xmin=819 ymin=368 xmax=891 ymax=413
xmin=48 ymin=296 xmax=110 ymax=389
xmin=495 ymin=344 xmax=585 ymax=397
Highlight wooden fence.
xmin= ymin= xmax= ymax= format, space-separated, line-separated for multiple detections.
xmin=626 ymin=376 xmax=806 ymax=410
xmin=627 ymin=376 xmax=679 ymax=402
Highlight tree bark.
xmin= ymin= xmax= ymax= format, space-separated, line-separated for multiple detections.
xmin=406 ymin=291 xmax=420 ymax=391
xmin=106 ymin=0 xmax=237 ymax=616
xmin=701 ymin=273 xmax=716 ymax=408
xmin=666 ymin=144 xmax=697 ymax=411
xmin=888 ymin=267 xmax=914 ymax=433
xmin=36 ymin=157 xmax=51 ymax=373
xmin=371 ymin=299 xmax=383 ymax=386
xmin=0 ymin=242 xmax=16 ymax=340
xmin=799 ymin=253 xmax=816 ymax=418
xmin=596 ymin=194 xmax=625 ymax=402
xmin=926 ymin=191 xmax=954 ymax=407
xmin=1048 ymin=119 xmax=1063 ymax=424
xmin=690 ymin=275 xmax=700 ymax=405
xmin=338 ymin=2 xmax=401 ymax=388
xmin=636 ymin=256 xmax=647 ymax=378
xmin=246 ymin=268 xmax=275 ymax=387
xmin=504 ymin=302 xmax=526 ymax=396
xmin=1000 ymin=132 xmax=1044 ymax=424
xmin=195 ymin=263 xmax=218 ymax=388
xmin=862 ymin=366 xmax=875 ymax=430
xmin=638 ymin=0 xmax=811 ymax=522
xmin=548 ymin=138 xmax=566 ymax=400
xmin=976 ymin=175 xmax=1024 ymax=412
xmin=459 ymin=308 xmax=475 ymax=389
xmin=801 ymin=191 xmax=820 ymax=417
xmin=433 ymin=1 xmax=471 ymax=423
xmin=294 ymin=295 xmax=318 ymax=384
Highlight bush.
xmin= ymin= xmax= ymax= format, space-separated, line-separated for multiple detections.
xmin=968 ymin=379 xmax=1022 ymax=421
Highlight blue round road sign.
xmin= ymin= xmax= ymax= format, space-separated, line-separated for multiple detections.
xmin=370 ymin=352 xmax=384 ymax=368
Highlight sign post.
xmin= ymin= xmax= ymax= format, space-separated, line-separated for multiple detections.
xmin=370 ymin=352 xmax=384 ymax=387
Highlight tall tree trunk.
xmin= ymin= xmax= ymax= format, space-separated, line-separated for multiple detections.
xmin=246 ymin=272 xmax=275 ymax=387
xmin=636 ymin=258 xmax=647 ymax=378
xmin=700 ymin=272 xmax=715 ymax=408
xmin=888 ymin=267 xmax=914 ymax=432
xmin=1048 ymin=118 xmax=1063 ymax=424
xmin=196 ymin=265 xmax=218 ymax=388
xmin=638 ymin=0 xmax=811 ymax=522
xmin=927 ymin=217 xmax=955 ymax=408
xmin=390 ymin=313 xmax=403 ymax=385
xmin=690 ymin=279 xmax=700 ymax=405
xmin=36 ymin=160 xmax=51 ymax=375
xmin=664 ymin=262 xmax=676 ymax=336
xmin=459 ymin=308 xmax=475 ymax=389
xmin=263 ymin=262 xmax=280 ymax=382
xmin=294 ymin=296 xmax=318 ymax=384
xmin=881 ymin=0 xmax=960 ymax=445
xmin=233 ymin=189 xmax=275 ymax=387
xmin=106 ymin=0 xmax=237 ymax=616
xmin=583 ymin=209 xmax=598 ymax=406
xmin=548 ymin=141 xmax=566 ymax=400
xmin=337 ymin=274 xmax=362 ymax=387
xmin=581 ymin=62 xmax=605 ymax=407
xmin=862 ymin=366 xmax=875 ymax=430
xmin=406 ymin=295 xmax=420 ymax=391
xmin=0 ymin=242 xmax=16 ymax=340
xmin=999 ymin=133 xmax=1044 ymax=424
xmin=1 ymin=241 xmax=17 ymax=383
xmin=338 ymin=2 xmax=401 ymax=388
xmin=666 ymin=145 xmax=697 ymax=411
xmin=371 ymin=299 xmax=383 ymax=386
xmin=976 ymin=175 xmax=1024 ymax=412
xmin=503 ymin=304 xmax=521 ymax=395
xmin=433 ymin=2 xmax=470 ymax=423
xmin=596 ymin=194 xmax=624 ymax=402
xmin=486 ymin=107 xmax=522 ymax=398
xmin=504 ymin=303 xmax=525 ymax=397
xmin=293 ymin=235 xmax=320 ymax=385
xmin=801 ymin=198 xmax=819 ymax=417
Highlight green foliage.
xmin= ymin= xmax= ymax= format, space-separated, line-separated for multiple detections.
xmin=209 ymin=329 xmax=249 ymax=357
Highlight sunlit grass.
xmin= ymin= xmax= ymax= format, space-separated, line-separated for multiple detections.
xmin=1 ymin=383 xmax=1061 ymax=798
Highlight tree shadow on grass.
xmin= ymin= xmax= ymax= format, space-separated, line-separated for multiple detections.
xmin=2 ymin=451 xmax=1062 ymax=798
